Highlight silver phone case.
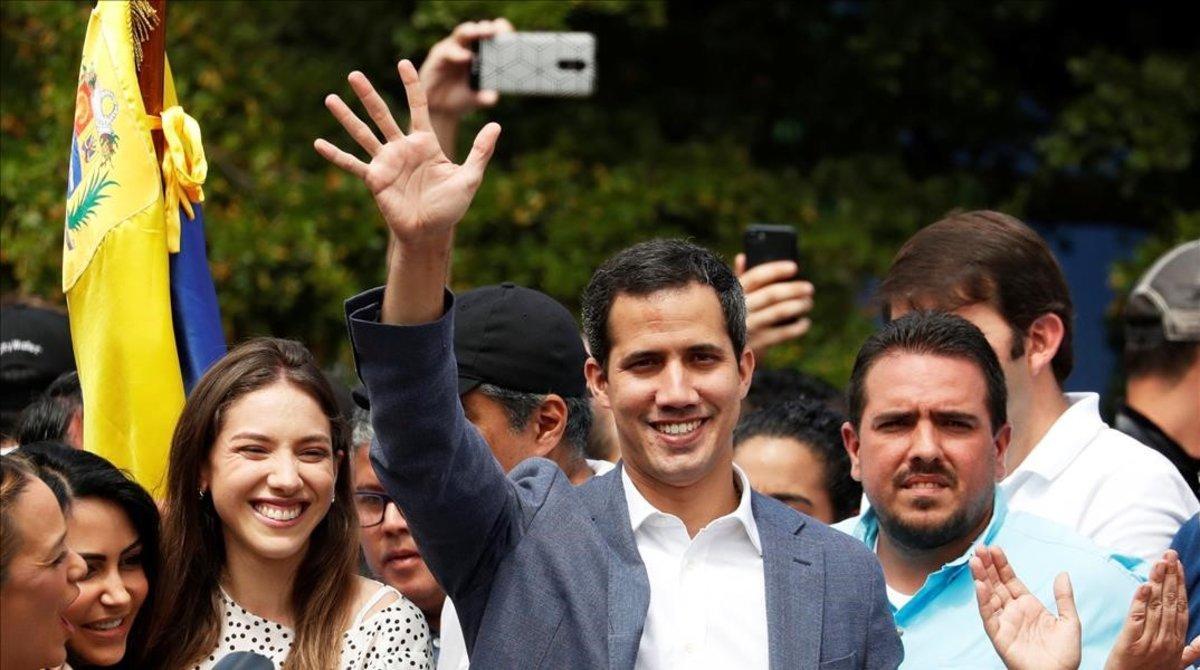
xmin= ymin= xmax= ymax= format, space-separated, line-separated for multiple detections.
xmin=476 ymin=32 xmax=595 ymax=97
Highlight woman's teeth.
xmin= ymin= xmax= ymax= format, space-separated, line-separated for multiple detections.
xmin=86 ymin=618 xmax=123 ymax=631
xmin=254 ymin=503 xmax=302 ymax=521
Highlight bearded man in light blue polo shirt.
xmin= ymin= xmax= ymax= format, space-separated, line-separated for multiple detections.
xmin=834 ymin=311 xmax=1144 ymax=668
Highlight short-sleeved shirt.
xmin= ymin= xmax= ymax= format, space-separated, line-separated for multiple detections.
xmin=835 ymin=492 xmax=1144 ymax=669
xmin=196 ymin=583 xmax=432 ymax=669
xmin=1001 ymin=392 xmax=1198 ymax=560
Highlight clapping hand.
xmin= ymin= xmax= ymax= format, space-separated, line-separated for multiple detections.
xmin=971 ymin=545 xmax=1081 ymax=670
xmin=1104 ymin=550 xmax=1200 ymax=670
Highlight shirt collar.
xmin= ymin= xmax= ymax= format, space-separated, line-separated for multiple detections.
xmin=848 ymin=490 xmax=1009 ymax=571
xmin=1013 ymin=392 xmax=1105 ymax=481
xmin=621 ymin=463 xmax=762 ymax=554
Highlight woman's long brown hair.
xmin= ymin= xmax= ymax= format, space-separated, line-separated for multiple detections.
xmin=142 ymin=338 xmax=359 ymax=670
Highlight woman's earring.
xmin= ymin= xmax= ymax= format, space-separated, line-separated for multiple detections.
xmin=198 ymin=487 xmax=206 ymax=500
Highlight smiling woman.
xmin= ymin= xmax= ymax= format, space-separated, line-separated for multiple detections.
xmin=16 ymin=442 xmax=161 ymax=670
xmin=141 ymin=338 xmax=431 ymax=670
xmin=0 ymin=453 xmax=87 ymax=670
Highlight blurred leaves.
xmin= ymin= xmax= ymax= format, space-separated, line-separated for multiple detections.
xmin=2 ymin=0 xmax=1197 ymax=385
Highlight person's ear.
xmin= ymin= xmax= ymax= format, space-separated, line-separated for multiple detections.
xmin=199 ymin=458 xmax=211 ymax=497
xmin=992 ymin=423 xmax=1011 ymax=481
xmin=531 ymin=395 xmax=568 ymax=458
xmin=1024 ymin=313 xmax=1065 ymax=380
xmin=584 ymin=357 xmax=611 ymax=410
xmin=842 ymin=421 xmax=863 ymax=482
xmin=737 ymin=346 xmax=755 ymax=399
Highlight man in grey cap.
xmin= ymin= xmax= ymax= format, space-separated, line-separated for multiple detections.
xmin=1116 ymin=240 xmax=1200 ymax=500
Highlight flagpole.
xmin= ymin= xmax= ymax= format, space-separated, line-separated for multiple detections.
xmin=135 ymin=0 xmax=167 ymax=163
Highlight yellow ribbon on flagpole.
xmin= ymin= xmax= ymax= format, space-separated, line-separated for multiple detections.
xmin=158 ymin=105 xmax=206 ymax=253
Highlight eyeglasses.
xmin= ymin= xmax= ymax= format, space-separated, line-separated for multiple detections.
xmin=353 ymin=491 xmax=399 ymax=528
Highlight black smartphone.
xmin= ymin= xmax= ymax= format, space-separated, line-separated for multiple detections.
xmin=743 ymin=224 xmax=800 ymax=272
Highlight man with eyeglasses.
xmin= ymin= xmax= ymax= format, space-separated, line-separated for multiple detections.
xmin=350 ymin=408 xmax=448 ymax=660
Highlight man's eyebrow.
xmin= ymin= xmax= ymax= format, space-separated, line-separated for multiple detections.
xmin=871 ymin=410 xmax=916 ymax=424
xmin=354 ymin=484 xmax=387 ymax=493
xmin=932 ymin=410 xmax=981 ymax=424
xmin=617 ymin=349 xmax=661 ymax=364
xmin=685 ymin=343 xmax=727 ymax=358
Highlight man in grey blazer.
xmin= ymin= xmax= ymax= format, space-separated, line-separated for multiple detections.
xmin=318 ymin=60 xmax=901 ymax=669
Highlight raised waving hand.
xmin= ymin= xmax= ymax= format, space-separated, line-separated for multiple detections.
xmin=314 ymin=60 xmax=500 ymax=244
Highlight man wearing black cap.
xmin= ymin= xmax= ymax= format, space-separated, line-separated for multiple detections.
xmin=453 ymin=283 xmax=600 ymax=484
xmin=1 ymin=300 xmax=76 ymax=449
xmin=1115 ymin=240 xmax=1200 ymax=500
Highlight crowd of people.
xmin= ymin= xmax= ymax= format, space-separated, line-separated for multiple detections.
xmin=2 ymin=18 xmax=1199 ymax=670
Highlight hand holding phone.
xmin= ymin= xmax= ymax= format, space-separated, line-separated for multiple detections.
xmin=738 ymin=224 xmax=814 ymax=355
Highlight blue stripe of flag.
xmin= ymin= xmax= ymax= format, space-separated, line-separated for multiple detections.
xmin=169 ymin=203 xmax=226 ymax=391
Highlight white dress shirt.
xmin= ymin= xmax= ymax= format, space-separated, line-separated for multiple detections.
xmin=626 ymin=464 xmax=768 ymax=670
xmin=1000 ymin=392 xmax=1199 ymax=561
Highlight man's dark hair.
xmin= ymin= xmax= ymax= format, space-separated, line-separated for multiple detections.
xmin=745 ymin=368 xmax=846 ymax=415
xmin=477 ymin=383 xmax=593 ymax=457
xmin=878 ymin=210 xmax=1074 ymax=384
xmin=847 ymin=312 xmax=1008 ymax=432
xmin=14 ymin=371 xmax=81 ymax=446
xmin=582 ymin=239 xmax=746 ymax=367
xmin=734 ymin=399 xmax=861 ymax=521
xmin=1124 ymin=304 xmax=1200 ymax=383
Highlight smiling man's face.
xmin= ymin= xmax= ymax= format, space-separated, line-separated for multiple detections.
xmin=587 ymin=282 xmax=753 ymax=492
xmin=843 ymin=351 xmax=1007 ymax=550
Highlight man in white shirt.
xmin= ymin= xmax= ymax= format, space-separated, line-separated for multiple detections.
xmin=877 ymin=210 xmax=1197 ymax=559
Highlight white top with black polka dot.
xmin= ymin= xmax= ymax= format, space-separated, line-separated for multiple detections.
xmin=195 ymin=583 xmax=432 ymax=669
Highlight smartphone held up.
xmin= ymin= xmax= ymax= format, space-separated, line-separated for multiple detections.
xmin=471 ymin=32 xmax=596 ymax=97
xmin=743 ymin=224 xmax=801 ymax=273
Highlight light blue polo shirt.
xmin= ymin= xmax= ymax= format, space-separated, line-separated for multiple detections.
xmin=834 ymin=492 xmax=1145 ymax=669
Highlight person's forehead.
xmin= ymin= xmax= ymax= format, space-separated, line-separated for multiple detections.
xmin=15 ymin=478 xmax=65 ymax=551
xmin=607 ymin=284 xmax=729 ymax=347
xmin=351 ymin=446 xmax=383 ymax=487
xmin=67 ymin=497 xmax=137 ymax=547
xmin=738 ymin=435 xmax=826 ymax=478
xmin=863 ymin=351 xmax=989 ymax=413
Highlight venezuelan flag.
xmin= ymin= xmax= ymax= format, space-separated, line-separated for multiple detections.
xmin=64 ymin=1 xmax=224 ymax=495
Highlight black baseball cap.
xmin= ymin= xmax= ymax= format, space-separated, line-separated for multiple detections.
xmin=455 ymin=283 xmax=588 ymax=398
xmin=1 ymin=303 xmax=76 ymax=420
xmin=1125 ymin=240 xmax=1200 ymax=343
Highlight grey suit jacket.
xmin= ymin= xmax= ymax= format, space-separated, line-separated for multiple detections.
xmin=347 ymin=288 xmax=902 ymax=669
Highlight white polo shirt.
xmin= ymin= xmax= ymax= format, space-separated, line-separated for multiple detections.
xmin=1000 ymin=392 xmax=1199 ymax=561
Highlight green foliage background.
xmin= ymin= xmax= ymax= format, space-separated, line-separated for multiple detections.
xmin=2 ymin=1 xmax=1197 ymax=385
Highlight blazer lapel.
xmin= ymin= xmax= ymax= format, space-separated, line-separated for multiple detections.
xmin=582 ymin=464 xmax=651 ymax=670
xmin=754 ymin=493 xmax=824 ymax=670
